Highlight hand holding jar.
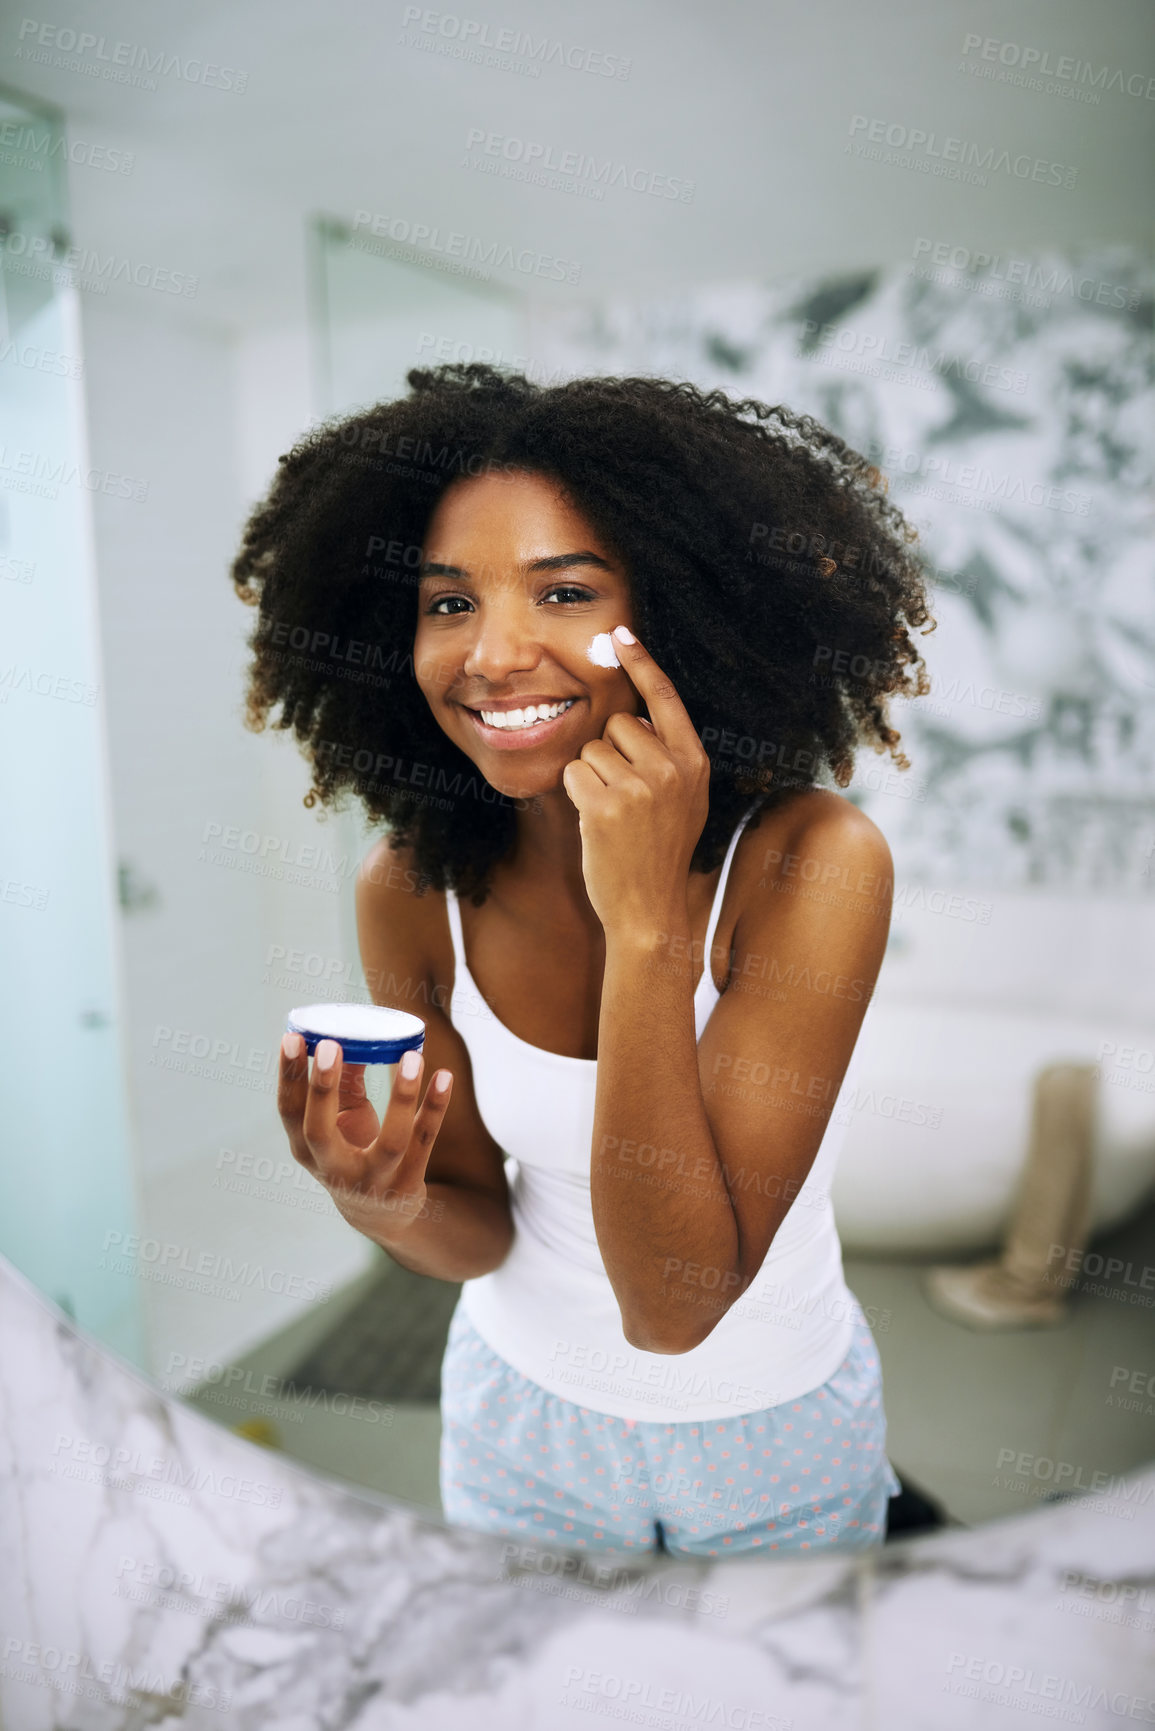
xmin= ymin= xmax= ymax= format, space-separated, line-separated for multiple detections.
xmin=277 ymin=1004 xmax=453 ymax=1243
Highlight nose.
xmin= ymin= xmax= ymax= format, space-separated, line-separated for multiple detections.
xmin=460 ymin=594 xmax=543 ymax=685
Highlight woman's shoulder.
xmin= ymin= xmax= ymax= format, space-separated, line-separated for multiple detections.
xmin=355 ymin=832 xmax=454 ymax=989
xmin=748 ymin=785 xmax=890 ymax=853
xmin=729 ymin=786 xmax=893 ymax=916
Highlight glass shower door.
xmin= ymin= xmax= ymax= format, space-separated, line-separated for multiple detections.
xmin=0 ymin=88 xmax=145 ymax=1365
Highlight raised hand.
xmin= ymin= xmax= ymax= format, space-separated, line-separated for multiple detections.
xmin=561 ymin=624 xmax=711 ymax=936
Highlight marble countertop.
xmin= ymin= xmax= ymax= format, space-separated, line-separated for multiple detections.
xmin=1 ymin=1254 xmax=1152 ymax=1730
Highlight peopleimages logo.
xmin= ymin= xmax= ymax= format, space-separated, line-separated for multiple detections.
xmin=350 ymin=210 xmax=581 ymax=283
xmin=0 ymin=1638 xmax=231 ymax=1714
xmin=944 ymin=1652 xmax=1155 ymax=1721
xmin=799 ymin=319 xmax=1028 ymax=393
xmin=961 ymin=34 xmax=1155 ymax=100
xmin=863 ymin=440 xmax=1091 ymax=515
xmin=911 ymin=238 xmax=1141 ymax=311
xmin=0 ymin=336 xmax=84 ymax=378
xmin=14 ymin=19 xmax=248 ymax=91
xmin=463 ymin=129 xmax=695 ymax=201
xmin=399 ymin=8 xmax=631 ymax=79
xmin=0 ymin=229 xmax=197 ymax=297
xmin=0 ymin=120 xmax=134 ymax=174
xmin=846 ymin=115 xmax=1078 ymax=188
xmin=0 ymin=446 xmax=147 ymax=500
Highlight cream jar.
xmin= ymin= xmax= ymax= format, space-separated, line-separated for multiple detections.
xmin=285 ymin=1003 xmax=426 ymax=1120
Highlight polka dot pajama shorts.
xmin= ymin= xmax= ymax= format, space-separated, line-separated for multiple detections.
xmin=438 ymin=1300 xmax=902 ymax=1557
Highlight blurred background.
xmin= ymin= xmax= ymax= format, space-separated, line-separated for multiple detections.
xmin=2 ymin=0 xmax=1153 ymax=1529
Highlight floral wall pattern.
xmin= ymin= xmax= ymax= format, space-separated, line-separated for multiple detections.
xmin=529 ymin=250 xmax=1155 ymax=891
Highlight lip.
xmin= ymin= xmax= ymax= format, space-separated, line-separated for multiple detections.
xmin=460 ymin=697 xmax=584 ymax=751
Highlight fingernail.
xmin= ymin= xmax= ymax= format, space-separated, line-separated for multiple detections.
xmin=400 ymin=1049 xmax=421 ymax=1080
xmin=612 ymin=625 xmax=636 ymax=644
xmin=282 ymin=1032 xmax=303 ymax=1060
xmin=316 ymin=1039 xmax=339 ymax=1071
xmin=434 ymin=1070 xmax=451 ymax=1092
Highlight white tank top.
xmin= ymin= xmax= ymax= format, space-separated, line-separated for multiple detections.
xmin=444 ymin=804 xmax=861 ymax=1422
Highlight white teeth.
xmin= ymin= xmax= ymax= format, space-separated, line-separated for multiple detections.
xmin=478 ymin=699 xmax=575 ymax=730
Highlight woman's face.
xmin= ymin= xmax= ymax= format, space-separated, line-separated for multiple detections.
xmin=413 ymin=469 xmax=640 ymax=802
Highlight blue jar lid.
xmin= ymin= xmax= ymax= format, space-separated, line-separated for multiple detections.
xmin=286 ymin=1003 xmax=426 ymax=1064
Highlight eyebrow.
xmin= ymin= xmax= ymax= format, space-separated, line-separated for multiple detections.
xmin=418 ymin=551 xmax=615 ymax=581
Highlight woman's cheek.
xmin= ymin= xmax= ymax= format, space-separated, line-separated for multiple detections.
xmin=412 ymin=627 xmax=453 ymax=697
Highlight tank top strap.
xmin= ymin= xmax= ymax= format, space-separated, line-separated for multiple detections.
xmin=444 ymin=888 xmax=469 ymax=985
xmin=701 ymin=800 xmax=760 ymax=969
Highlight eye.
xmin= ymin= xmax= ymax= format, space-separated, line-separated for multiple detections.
xmin=425 ymin=595 xmax=473 ymax=615
xmin=423 ymin=583 xmax=597 ymax=615
xmin=542 ymin=584 xmax=596 ymax=604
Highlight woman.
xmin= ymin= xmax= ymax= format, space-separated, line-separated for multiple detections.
xmin=233 ymin=364 xmax=933 ymax=1557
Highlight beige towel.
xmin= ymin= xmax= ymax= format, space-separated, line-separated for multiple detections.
xmin=923 ymin=1062 xmax=1098 ymax=1329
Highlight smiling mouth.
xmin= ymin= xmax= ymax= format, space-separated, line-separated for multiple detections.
xmin=465 ymin=697 xmax=579 ymax=732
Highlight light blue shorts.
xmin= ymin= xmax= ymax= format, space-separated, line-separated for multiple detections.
xmin=439 ymin=1299 xmax=902 ymax=1557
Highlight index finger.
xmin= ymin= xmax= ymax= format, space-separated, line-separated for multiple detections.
xmin=607 ymin=625 xmax=698 ymax=751
xmin=278 ymin=1030 xmax=317 ymax=1173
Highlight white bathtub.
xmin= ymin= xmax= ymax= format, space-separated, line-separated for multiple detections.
xmin=828 ymin=899 xmax=1155 ymax=1256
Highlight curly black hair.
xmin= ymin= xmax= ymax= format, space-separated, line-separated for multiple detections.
xmin=231 ymin=364 xmax=933 ymax=904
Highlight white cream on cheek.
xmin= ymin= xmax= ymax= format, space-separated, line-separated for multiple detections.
xmin=587 ymin=631 xmax=621 ymax=669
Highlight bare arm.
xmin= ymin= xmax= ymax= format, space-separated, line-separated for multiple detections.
xmin=353 ymin=834 xmax=514 ymax=1279
xmin=277 ymin=833 xmax=513 ymax=1283
xmin=561 ymin=626 xmax=889 ymax=1355
xmin=592 ymin=795 xmax=890 ymax=1353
